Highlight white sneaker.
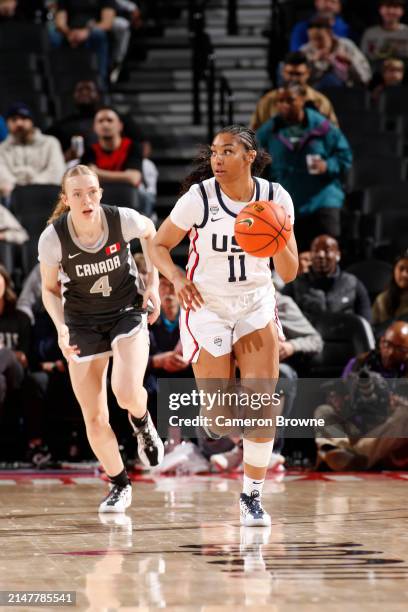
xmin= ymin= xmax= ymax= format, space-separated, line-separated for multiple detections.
xmin=98 ymin=483 xmax=132 ymax=513
xmin=128 ymin=411 xmax=164 ymax=467
xmin=268 ymin=452 xmax=285 ymax=471
xmin=210 ymin=444 xmax=243 ymax=472
xmin=240 ymin=491 xmax=271 ymax=527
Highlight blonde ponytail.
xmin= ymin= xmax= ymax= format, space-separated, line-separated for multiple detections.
xmin=48 ymin=164 xmax=99 ymax=224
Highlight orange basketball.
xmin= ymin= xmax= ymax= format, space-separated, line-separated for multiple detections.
xmin=234 ymin=200 xmax=292 ymax=258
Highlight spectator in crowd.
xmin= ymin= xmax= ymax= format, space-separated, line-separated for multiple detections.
xmin=251 ymin=52 xmax=339 ymax=130
xmin=0 ymin=103 xmax=65 ymax=198
xmin=0 ymin=263 xmax=25 ymax=438
xmin=0 ymin=0 xmax=45 ymax=21
xmin=144 ymin=271 xmax=194 ymax=470
xmin=256 ymin=84 xmax=352 ymax=248
xmin=301 ymin=17 xmax=372 ymax=88
xmin=110 ymin=0 xmax=143 ymax=82
xmin=282 ymin=234 xmax=372 ymax=323
xmin=16 ymin=264 xmax=80 ymax=465
xmin=81 ymin=106 xmax=158 ymax=215
xmin=298 ymin=251 xmax=312 ymax=275
xmin=0 ymin=116 xmax=7 ymax=143
xmin=208 ymin=291 xmax=323 ymax=473
xmin=0 ymin=203 xmax=29 ymax=245
xmin=50 ymin=1 xmax=116 ymax=83
xmin=315 ymin=321 xmax=408 ymax=470
xmin=361 ymin=0 xmax=408 ymax=61
xmin=147 ymin=274 xmax=190 ymax=384
xmin=290 ymin=0 xmax=351 ymax=51
xmin=0 ymin=0 xmax=16 ymax=19
xmin=0 ymin=264 xmax=51 ymax=464
xmin=47 ymin=79 xmax=149 ymax=160
xmin=372 ymin=250 xmax=408 ymax=324
xmin=370 ymin=57 xmax=406 ymax=102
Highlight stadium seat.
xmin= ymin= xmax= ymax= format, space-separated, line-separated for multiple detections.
xmin=0 ymin=23 xmax=47 ymax=53
xmin=346 ymin=156 xmax=405 ymax=193
xmin=379 ymin=86 xmax=408 ymax=116
xmin=0 ymin=52 xmax=38 ymax=73
xmin=350 ymin=133 xmax=404 ymax=157
xmin=362 ymin=182 xmax=408 ymax=214
xmin=10 ymin=185 xmax=60 ymax=275
xmin=101 ymin=183 xmax=141 ymax=210
xmin=346 ymin=259 xmax=392 ymax=302
xmin=319 ymin=87 xmax=369 ymax=112
xmin=307 ymin=313 xmax=375 ymax=378
xmin=376 ymin=210 xmax=408 ymax=255
xmin=337 ymin=111 xmax=384 ymax=138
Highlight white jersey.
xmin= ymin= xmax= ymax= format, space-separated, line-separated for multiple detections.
xmin=170 ymin=176 xmax=295 ymax=297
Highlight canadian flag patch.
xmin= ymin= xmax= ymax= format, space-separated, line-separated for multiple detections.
xmin=105 ymin=242 xmax=120 ymax=255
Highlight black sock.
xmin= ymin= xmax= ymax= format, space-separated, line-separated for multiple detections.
xmin=130 ymin=411 xmax=148 ymax=428
xmin=108 ymin=468 xmax=131 ymax=488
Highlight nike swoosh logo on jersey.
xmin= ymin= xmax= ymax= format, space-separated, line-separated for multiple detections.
xmin=211 ymin=217 xmax=224 ymax=222
xmin=68 ymin=253 xmax=81 ymax=259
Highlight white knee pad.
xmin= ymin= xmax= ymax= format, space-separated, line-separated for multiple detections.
xmin=243 ymin=439 xmax=274 ymax=468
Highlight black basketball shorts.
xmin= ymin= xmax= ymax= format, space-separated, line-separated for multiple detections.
xmin=67 ymin=308 xmax=148 ymax=362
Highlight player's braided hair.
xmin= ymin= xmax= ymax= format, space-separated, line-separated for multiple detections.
xmin=48 ymin=165 xmax=99 ymax=224
xmin=180 ymin=125 xmax=271 ymax=195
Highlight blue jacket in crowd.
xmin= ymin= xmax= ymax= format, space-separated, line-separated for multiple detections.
xmin=290 ymin=15 xmax=351 ymax=51
xmin=256 ymin=108 xmax=353 ymax=217
xmin=0 ymin=116 xmax=7 ymax=143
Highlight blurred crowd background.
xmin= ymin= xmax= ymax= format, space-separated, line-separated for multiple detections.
xmin=0 ymin=0 xmax=407 ymax=473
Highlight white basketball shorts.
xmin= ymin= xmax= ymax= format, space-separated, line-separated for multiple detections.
xmin=179 ymin=285 xmax=284 ymax=363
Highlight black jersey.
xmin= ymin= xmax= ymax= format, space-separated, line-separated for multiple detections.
xmin=53 ymin=205 xmax=144 ymax=324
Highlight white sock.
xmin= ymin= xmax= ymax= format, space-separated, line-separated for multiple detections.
xmin=243 ymin=474 xmax=265 ymax=498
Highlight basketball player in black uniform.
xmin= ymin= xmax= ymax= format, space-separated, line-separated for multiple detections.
xmin=38 ymin=165 xmax=164 ymax=513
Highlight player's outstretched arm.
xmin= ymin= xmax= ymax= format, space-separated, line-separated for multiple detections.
xmin=151 ymin=217 xmax=204 ymax=311
xmin=273 ymin=232 xmax=299 ymax=284
xmin=40 ymin=262 xmax=80 ymax=361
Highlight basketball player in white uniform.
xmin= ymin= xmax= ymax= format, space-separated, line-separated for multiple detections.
xmin=151 ymin=125 xmax=298 ymax=526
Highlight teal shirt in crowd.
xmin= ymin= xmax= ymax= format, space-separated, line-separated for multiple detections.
xmin=256 ymin=108 xmax=353 ymax=217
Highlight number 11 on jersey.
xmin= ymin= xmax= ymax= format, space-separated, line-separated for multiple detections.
xmin=228 ymin=254 xmax=247 ymax=282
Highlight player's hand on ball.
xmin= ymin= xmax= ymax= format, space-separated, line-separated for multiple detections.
xmin=173 ymin=274 xmax=204 ymax=311
xmin=143 ymin=285 xmax=161 ymax=325
xmin=58 ymin=324 xmax=80 ymax=362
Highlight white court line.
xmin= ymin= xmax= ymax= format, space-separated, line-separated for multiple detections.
xmin=71 ymin=477 xmax=103 ymax=485
xmin=325 ymin=475 xmax=362 ymax=482
xmin=32 ymin=479 xmax=62 ymax=485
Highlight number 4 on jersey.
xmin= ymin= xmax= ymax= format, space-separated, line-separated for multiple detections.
xmin=90 ymin=275 xmax=112 ymax=297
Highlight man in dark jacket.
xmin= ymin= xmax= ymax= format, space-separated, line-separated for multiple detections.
xmin=282 ymin=234 xmax=372 ymax=322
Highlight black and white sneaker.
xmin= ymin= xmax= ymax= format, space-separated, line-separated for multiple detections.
xmin=240 ymin=491 xmax=271 ymax=527
xmin=98 ymin=483 xmax=132 ymax=513
xmin=128 ymin=411 xmax=164 ymax=468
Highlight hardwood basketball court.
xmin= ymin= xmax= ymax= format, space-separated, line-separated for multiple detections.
xmin=0 ymin=471 xmax=407 ymax=610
